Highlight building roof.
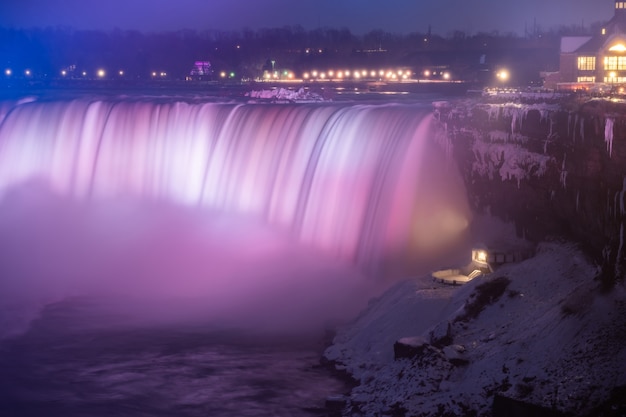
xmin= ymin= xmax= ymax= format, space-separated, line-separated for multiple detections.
xmin=572 ymin=2 xmax=626 ymax=54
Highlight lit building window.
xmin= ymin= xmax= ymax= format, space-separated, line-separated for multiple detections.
xmin=603 ymin=28 xmax=607 ymax=35
xmin=609 ymin=43 xmax=626 ymax=52
xmin=604 ymin=56 xmax=626 ymax=70
xmin=577 ymin=56 xmax=596 ymax=71
xmin=577 ymin=76 xmax=595 ymax=83
xmin=604 ymin=76 xmax=626 ymax=83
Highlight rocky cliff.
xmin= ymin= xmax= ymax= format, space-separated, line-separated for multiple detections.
xmin=434 ymin=93 xmax=626 ymax=284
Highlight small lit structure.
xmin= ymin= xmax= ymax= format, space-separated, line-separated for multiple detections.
xmin=188 ymin=60 xmax=211 ymax=81
xmin=432 ymin=248 xmax=493 ymax=285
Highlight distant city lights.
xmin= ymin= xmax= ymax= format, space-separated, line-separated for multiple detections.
xmin=1 ymin=63 xmax=460 ymax=83
xmin=253 ymin=66 xmax=455 ymax=83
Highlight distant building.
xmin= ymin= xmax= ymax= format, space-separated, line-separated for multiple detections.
xmin=548 ymin=0 xmax=626 ymax=89
xmin=187 ymin=61 xmax=212 ymax=81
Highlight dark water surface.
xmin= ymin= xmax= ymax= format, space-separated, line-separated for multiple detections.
xmin=0 ymin=298 xmax=349 ymax=417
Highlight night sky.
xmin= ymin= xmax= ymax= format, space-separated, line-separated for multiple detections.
xmin=0 ymin=0 xmax=611 ymax=35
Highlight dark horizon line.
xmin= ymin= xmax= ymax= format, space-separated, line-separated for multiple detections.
xmin=0 ymin=19 xmax=607 ymax=38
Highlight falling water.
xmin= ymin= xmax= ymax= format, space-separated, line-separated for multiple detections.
xmin=0 ymin=95 xmax=471 ymax=416
xmin=0 ymin=98 xmax=469 ymax=273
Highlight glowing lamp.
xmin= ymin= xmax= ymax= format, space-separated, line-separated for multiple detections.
xmin=496 ymin=70 xmax=509 ymax=81
xmin=97 ymin=69 xmax=105 ymax=78
xmin=424 ymin=70 xmax=430 ymax=77
xmin=476 ymin=250 xmax=488 ymax=263
xmin=5 ymin=69 xmax=11 ymax=76
xmin=443 ymin=72 xmax=450 ymax=80
xmin=61 ymin=70 xmax=67 ymax=76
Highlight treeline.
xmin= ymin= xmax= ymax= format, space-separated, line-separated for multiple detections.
xmin=0 ymin=24 xmax=596 ymax=81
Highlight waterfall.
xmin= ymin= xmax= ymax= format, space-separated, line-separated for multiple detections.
xmin=0 ymin=98 xmax=470 ymax=272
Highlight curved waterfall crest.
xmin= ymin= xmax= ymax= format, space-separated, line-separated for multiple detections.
xmin=0 ymin=98 xmax=469 ymax=270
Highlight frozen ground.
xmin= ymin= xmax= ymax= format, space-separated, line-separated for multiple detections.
xmin=325 ymin=241 xmax=626 ymax=416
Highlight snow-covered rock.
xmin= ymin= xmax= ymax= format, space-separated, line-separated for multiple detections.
xmin=324 ymin=242 xmax=626 ymax=416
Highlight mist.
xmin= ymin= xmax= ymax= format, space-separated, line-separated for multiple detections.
xmin=0 ymin=180 xmax=375 ymax=339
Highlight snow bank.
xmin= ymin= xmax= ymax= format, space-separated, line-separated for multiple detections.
xmin=325 ymin=242 xmax=626 ymax=416
xmin=245 ymin=87 xmax=327 ymax=102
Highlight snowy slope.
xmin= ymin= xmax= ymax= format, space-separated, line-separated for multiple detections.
xmin=324 ymin=242 xmax=626 ymax=416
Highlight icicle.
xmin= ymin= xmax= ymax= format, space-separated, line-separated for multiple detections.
xmin=605 ymin=117 xmax=615 ymax=157
xmin=567 ymin=113 xmax=572 ymax=137
xmin=579 ymin=118 xmax=585 ymax=142
xmin=560 ymin=155 xmax=567 ymax=189
xmin=621 ymin=177 xmax=626 ymax=215
xmin=511 ymin=110 xmax=517 ymax=134
xmin=617 ymin=222 xmax=624 ymax=275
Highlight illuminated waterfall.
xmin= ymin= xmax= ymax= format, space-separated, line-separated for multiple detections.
xmin=0 ymin=98 xmax=469 ymax=271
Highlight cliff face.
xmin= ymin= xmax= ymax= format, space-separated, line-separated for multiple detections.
xmin=435 ymin=95 xmax=626 ymax=283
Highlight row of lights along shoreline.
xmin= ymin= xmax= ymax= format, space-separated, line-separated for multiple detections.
xmin=3 ymin=68 xmax=168 ymax=79
xmin=3 ymin=66 xmax=512 ymax=84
